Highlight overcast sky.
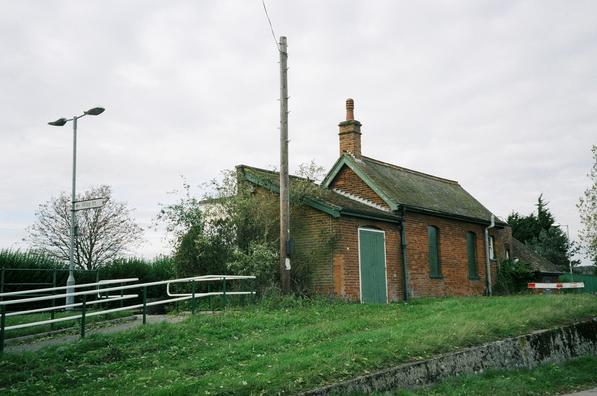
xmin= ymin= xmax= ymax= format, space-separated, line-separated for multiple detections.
xmin=1 ymin=1 xmax=595 ymax=262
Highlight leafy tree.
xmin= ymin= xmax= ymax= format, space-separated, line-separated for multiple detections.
xmin=507 ymin=194 xmax=574 ymax=272
xmin=27 ymin=185 xmax=143 ymax=270
xmin=157 ymin=162 xmax=334 ymax=294
xmin=577 ymin=145 xmax=597 ymax=265
xmin=156 ymin=179 xmax=234 ymax=277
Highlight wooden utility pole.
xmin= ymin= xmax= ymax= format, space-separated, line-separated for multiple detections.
xmin=279 ymin=36 xmax=290 ymax=293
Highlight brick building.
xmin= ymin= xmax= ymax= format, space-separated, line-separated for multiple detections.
xmin=237 ymin=99 xmax=510 ymax=303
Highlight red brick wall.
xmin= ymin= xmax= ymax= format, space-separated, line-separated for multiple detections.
xmin=291 ymin=206 xmax=335 ymax=295
xmin=332 ymin=217 xmax=403 ymax=302
xmin=247 ymin=175 xmax=507 ymax=302
xmin=404 ymin=211 xmax=499 ymax=297
xmin=329 ymin=165 xmax=390 ymax=209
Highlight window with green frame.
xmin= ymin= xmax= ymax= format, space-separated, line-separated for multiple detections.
xmin=428 ymin=225 xmax=441 ymax=278
xmin=467 ymin=231 xmax=479 ymax=279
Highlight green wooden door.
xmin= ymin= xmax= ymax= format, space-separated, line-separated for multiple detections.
xmin=359 ymin=229 xmax=387 ymax=304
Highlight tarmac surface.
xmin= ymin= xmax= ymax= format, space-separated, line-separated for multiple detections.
xmin=563 ymin=388 xmax=597 ymax=396
xmin=4 ymin=314 xmax=187 ymax=353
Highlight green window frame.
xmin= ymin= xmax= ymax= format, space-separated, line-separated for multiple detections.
xmin=467 ymin=232 xmax=479 ymax=279
xmin=428 ymin=225 xmax=442 ymax=278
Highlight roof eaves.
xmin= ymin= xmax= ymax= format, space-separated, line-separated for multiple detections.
xmin=303 ymin=197 xmax=341 ymax=218
xmin=404 ymin=205 xmax=504 ymax=226
xmin=240 ymin=167 xmax=342 ymax=218
xmin=340 ymin=208 xmax=401 ymax=223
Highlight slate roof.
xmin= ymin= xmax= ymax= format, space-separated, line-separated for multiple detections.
xmin=323 ymin=154 xmax=504 ymax=224
xmin=236 ymin=165 xmax=401 ymax=223
xmin=510 ymin=238 xmax=563 ymax=274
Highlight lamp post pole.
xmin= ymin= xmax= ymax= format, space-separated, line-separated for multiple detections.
xmin=66 ymin=115 xmax=78 ymax=308
xmin=49 ymin=107 xmax=105 ymax=309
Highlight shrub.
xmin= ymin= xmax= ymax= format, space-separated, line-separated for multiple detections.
xmin=0 ymin=249 xmax=98 ymax=291
xmin=227 ymin=241 xmax=278 ymax=292
xmin=494 ymin=259 xmax=534 ymax=295
xmin=99 ymin=256 xmax=176 ymax=299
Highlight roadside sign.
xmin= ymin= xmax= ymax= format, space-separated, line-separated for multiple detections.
xmin=74 ymin=197 xmax=108 ymax=211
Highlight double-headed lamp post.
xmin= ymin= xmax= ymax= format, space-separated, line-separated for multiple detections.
xmin=48 ymin=107 xmax=105 ymax=308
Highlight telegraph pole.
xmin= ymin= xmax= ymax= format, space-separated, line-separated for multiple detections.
xmin=279 ymin=36 xmax=290 ymax=293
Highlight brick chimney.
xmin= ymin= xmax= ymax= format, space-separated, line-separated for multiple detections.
xmin=338 ymin=98 xmax=362 ymax=158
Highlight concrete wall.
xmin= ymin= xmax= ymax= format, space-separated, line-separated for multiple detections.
xmin=303 ymin=318 xmax=597 ymax=395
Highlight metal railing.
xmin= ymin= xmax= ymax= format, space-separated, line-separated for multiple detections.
xmin=0 ymin=274 xmax=255 ymax=353
xmin=0 ymin=267 xmax=99 ymax=297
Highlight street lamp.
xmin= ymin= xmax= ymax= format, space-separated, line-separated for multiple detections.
xmin=552 ymin=223 xmax=572 ymax=278
xmin=48 ymin=107 xmax=105 ymax=308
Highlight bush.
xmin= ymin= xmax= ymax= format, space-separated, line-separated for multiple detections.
xmin=227 ymin=241 xmax=278 ymax=292
xmin=174 ymin=223 xmax=233 ymax=278
xmin=0 ymin=249 xmax=98 ymax=291
xmin=495 ymin=259 xmax=534 ymax=295
xmin=99 ymin=256 xmax=176 ymax=299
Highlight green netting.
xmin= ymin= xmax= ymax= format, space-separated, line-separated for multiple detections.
xmin=560 ymin=273 xmax=597 ymax=294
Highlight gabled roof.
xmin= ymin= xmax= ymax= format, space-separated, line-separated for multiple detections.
xmin=510 ymin=238 xmax=563 ymax=274
xmin=236 ymin=165 xmax=401 ymax=223
xmin=322 ymin=154 xmax=504 ymax=224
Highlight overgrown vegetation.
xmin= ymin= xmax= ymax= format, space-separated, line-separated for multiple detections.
xmin=0 ymin=249 xmax=66 ymax=270
xmin=1 ymin=249 xmax=176 ymax=305
xmin=1 ymin=295 xmax=596 ymax=395
xmin=156 ymin=162 xmax=335 ymax=294
xmin=395 ymin=355 xmax=597 ymax=396
xmin=494 ymin=259 xmax=534 ymax=295
xmin=0 ymin=249 xmax=98 ymax=292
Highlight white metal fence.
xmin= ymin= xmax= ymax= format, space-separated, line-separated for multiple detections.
xmin=0 ymin=274 xmax=255 ymax=352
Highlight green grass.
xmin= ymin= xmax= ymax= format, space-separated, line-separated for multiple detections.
xmin=0 ymin=294 xmax=596 ymax=395
xmin=5 ymin=309 xmax=136 ymax=339
xmin=393 ymin=355 xmax=597 ymax=396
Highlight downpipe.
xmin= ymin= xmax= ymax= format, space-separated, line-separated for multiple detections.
xmin=484 ymin=214 xmax=495 ymax=296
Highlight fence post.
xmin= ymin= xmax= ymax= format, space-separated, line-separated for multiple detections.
xmin=222 ymin=277 xmax=227 ymax=308
xmin=191 ymin=280 xmax=196 ymax=315
xmin=252 ymin=278 xmax=257 ymax=304
xmin=95 ymin=269 xmax=101 ymax=310
xmin=0 ymin=267 xmax=5 ymax=297
xmin=208 ymin=282 xmax=213 ymax=312
xmin=81 ymin=295 xmax=87 ymax=338
xmin=51 ymin=269 xmax=57 ymax=330
xmin=120 ymin=282 xmax=124 ymax=308
xmin=142 ymin=286 xmax=147 ymax=325
xmin=1 ymin=305 xmax=5 ymax=353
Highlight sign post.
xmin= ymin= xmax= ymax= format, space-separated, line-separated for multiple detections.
xmin=73 ymin=198 xmax=108 ymax=211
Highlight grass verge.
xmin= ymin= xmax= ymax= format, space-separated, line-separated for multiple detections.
xmin=393 ymin=355 xmax=597 ymax=396
xmin=0 ymin=294 xmax=596 ymax=395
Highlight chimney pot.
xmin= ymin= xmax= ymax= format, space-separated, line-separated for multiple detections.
xmin=346 ymin=98 xmax=354 ymax=120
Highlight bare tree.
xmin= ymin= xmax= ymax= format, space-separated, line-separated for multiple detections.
xmin=28 ymin=185 xmax=143 ymax=270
